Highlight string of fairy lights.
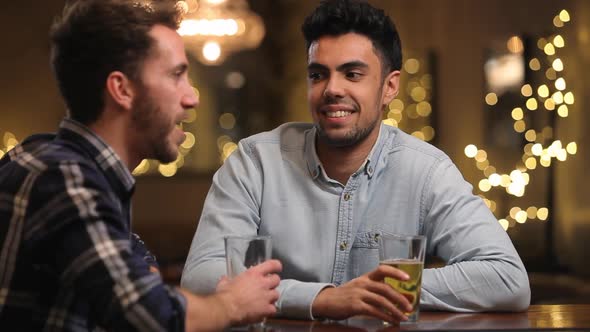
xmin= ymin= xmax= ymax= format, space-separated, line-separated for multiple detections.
xmin=383 ymin=55 xmax=436 ymax=142
xmin=464 ymin=9 xmax=577 ymax=231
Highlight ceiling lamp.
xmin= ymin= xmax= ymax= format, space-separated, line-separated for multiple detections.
xmin=177 ymin=0 xmax=265 ymax=65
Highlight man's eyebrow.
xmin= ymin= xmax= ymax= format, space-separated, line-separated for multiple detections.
xmin=173 ymin=63 xmax=189 ymax=73
xmin=307 ymin=62 xmax=328 ymax=71
xmin=336 ymin=61 xmax=368 ymax=71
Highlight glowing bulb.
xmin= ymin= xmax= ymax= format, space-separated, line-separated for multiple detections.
xmin=202 ymin=41 xmax=221 ymax=62
xmin=552 ymin=58 xmax=564 ymax=72
xmin=465 ymin=145 xmax=478 ymax=158
xmin=555 ymin=78 xmax=566 ymax=91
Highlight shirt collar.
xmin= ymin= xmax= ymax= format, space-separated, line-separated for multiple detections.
xmin=304 ymin=123 xmax=390 ymax=180
xmin=56 ymin=118 xmax=135 ymax=196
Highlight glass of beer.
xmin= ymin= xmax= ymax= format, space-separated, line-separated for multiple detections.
xmin=378 ymin=234 xmax=426 ymax=323
xmin=224 ymin=235 xmax=272 ymax=330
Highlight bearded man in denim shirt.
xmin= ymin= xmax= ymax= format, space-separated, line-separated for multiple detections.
xmin=182 ymin=0 xmax=530 ymax=324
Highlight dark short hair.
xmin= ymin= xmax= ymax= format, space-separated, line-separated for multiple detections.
xmin=302 ymin=0 xmax=402 ymax=75
xmin=50 ymin=0 xmax=182 ymax=125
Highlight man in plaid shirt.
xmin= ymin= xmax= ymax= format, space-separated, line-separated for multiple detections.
xmin=0 ymin=0 xmax=281 ymax=331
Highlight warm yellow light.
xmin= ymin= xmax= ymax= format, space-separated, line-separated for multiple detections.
xmin=181 ymin=132 xmax=196 ymax=149
xmin=546 ymin=68 xmax=557 ymax=80
xmin=555 ymin=78 xmax=566 ymax=91
xmin=540 ymin=155 xmax=551 ymax=167
xmin=185 ymin=109 xmax=197 ymax=123
xmin=416 ymin=101 xmax=432 ymax=117
xmin=508 ymin=183 xmax=525 ymax=197
xmin=537 ymin=85 xmax=549 ymax=98
xmin=544 ymin=99 xmax=556 ymax=111
xmin=537 ymin=207 xmax=549 ymax=221
xmin=489 ymin=173 xmax=502 ymax=187
xmin=515 ymin=210 xmax=528 ymax=223
xmin=553 ymin=35 xmax=565 ymax=48
xmin=529 ymin=58 xmax=541 ymax=71
xmin=552 ymin=91 xmax=564 ymax=104
xmin=556 ymin=149 xmax=568 ymax=161
xmin=507 ymin=36 xmax=524 ymax=53
xmin=483 ymin=166 xmax=497 ymax=177
xmin=526 ymin=98 xmax=538 ymax=110
xmin=526 ymin=206 xmax=538 ymax=219
xmin=410 ymin=87 xmax=427 ymax=102
xmin=158 ymin=163 xmax=178 ymax=177
xmin=0 ymin=150 xmax=4 ymax=159
xmin=485 ymin=93 xmax=498 ymax=106
xmin=521 ymin=84 xmax=533 ymax=97
xmin=476 ymin=160 xmax=489 ymax=171
xmin=564 ymin=92 xmax=575 ymax=105
xmin=509 ymin=207 xmax=521 ymax=219
xmin=553 ymin=16 xmax=564 ymax=28
xmin=132 ymin=159 xmax=150 ymax=175
xmin=557 ymin=105 xmax=569 ymax=117
xmin=178 ymin=18 xmax=238 ymax=37
xmin=500 ymin=174 xmax=511 ymax=187
xmin=479 ymin=179 xmax=492 ymax=192
xmin=465 ymin=144 xmax=478 ymax=158
xmin=404 ymin=58 xmax=420 ymax=74
xmin=537 ymin=38 xmax=547 ymax=49
xmin=544 ymin=43 xmax=556 ymax=55
xmin=421 ymin=126 xmax=435 ymax=141
xmin=559 ymin=9 xmax=570 ymax=22
xmin=524 ymin=143 xmax=534 ymax=155
xmin=475 ymin=149 xmax=488 ymax=162
xmin=525 ymin=157 xmax=537 ymax=170
xmin=389 ymin=99 xmax=404 ymax=112
xmin=566 ymin=142 xmax=577 ymax=155
xmin=222 ymin=142 xmax=238 ymax=158
xmin=524 ymin=130 xmax=536 ymax=142
xmin=411 ymin=131 xmax=426 ymax=141
xmin=202 ymin=41 xmax=221 ymax=62
xmin=382 ymin=118 xmax=398 ymax=127
xmin=217 ymin=135 xmax=232 ymax=149
xmin=219 ymin=113 xmax=236 ymax=129
xmin=498 ymin=219 xmax=509 ymax=231
xmin=6 ymin=138 xmax=18 ymax=147
xmin=513 ymin=120 xmax=526 ymax=133
xmin=532 ymin=143 xmax=543 ymax=156
xmin=511 ymin=107 xmax=524 ymax=120
xmin=552 ymin=58 xmax=564 ymax=71
xmin=387 ymin=110 xmax=402 ymax=122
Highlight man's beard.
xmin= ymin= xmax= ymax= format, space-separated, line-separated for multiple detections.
xmin=315 ymin=115 xmax=381 ymax=148
xmin=132 ymin=93 xmax=177 ymax=164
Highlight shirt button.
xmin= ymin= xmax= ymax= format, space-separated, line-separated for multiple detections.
xmin=368 ymin=166 xmax=374 ymax=173
xmin=343 ymin=193 xmax=351 ymax=201
xmin=339 ymin=241 xmax=348 ymax=250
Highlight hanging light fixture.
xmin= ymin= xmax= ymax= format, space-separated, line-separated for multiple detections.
xmin=176 ymin=0 xmax=265 ymax=65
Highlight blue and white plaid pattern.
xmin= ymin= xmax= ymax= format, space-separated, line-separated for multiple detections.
xmin=0 ymin=118 xmax=185 ymax=331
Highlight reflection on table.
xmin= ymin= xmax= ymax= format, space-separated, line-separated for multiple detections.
xmin=240 ymin=304 xmax=590 ymax=331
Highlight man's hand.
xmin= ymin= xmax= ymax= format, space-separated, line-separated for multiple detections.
xmin=311 ymin=265 xmax=413 ymax=324
xmin=215 ymin=259 xmax=282 ymax=325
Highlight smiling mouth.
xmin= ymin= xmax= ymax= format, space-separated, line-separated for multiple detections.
xmin=325 ymin=110 xmax=353 ymax=118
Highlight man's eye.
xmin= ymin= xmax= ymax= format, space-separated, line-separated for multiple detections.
xmin=308 ymin=72 xmax=323 ymax=81
xmin=346 ymin=72 xmax=362 ymax=79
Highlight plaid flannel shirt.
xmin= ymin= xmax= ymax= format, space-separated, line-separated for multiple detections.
xmin=0 ymin=118 xmax=186 ymax=331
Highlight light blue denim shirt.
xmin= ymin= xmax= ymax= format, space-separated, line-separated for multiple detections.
xmin=181 ymin=123 xmax=530 ymax=319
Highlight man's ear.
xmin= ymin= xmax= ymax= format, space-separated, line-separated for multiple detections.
xmin=105 ymin=71 xmax=135 ymax=111
xmin=382 ymin=70 xmax=401 ymax=106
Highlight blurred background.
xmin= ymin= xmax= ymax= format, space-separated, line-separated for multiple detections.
xmin=1 ymin=0 xmax=589 ymax=304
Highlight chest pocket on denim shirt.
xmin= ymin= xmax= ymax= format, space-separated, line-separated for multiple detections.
xmin=348 ymin=230 xmax=384 ymax=280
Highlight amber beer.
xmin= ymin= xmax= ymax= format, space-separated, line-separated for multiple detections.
xmin=380 ymin=258 xmax=424 ymax=318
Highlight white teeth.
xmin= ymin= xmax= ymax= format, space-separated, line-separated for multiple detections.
xmin=326 ymin=111 xmax=351 ymax=118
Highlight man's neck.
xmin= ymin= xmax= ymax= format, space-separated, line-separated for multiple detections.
xmin=88 ymin=116 xmax=137 ymax=171
xmin=316 ymin=129 xmax=380 ymax=185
